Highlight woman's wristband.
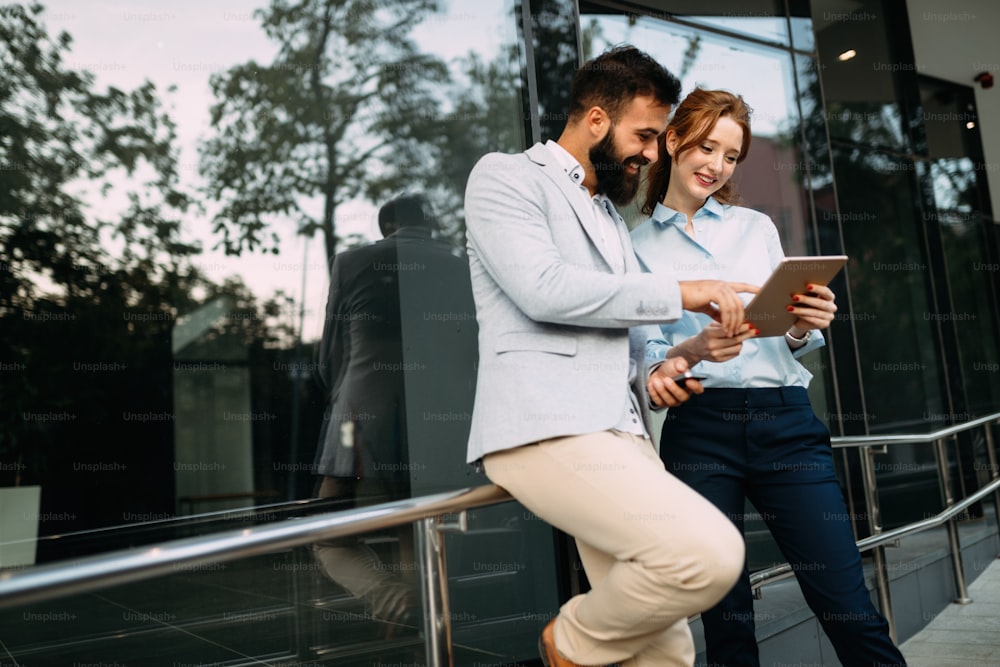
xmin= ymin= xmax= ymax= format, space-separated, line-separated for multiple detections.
xmin=785 ymin=328 xmax=811 ymax=348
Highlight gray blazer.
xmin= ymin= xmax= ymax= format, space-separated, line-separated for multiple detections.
xmin=464 ymin=142 xmax=685 ymax=463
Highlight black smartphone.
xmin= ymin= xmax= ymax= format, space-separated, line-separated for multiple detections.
xmin=670 ymin=370 xmax=707 ymax=387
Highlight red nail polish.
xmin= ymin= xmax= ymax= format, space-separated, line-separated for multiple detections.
xmin=786 ymin=305 xmax=795 ymax=312
xmin=807 ymin=284 xmax=814 ymax=291
xmin=792 ymin=295 xmax=800 ymax=302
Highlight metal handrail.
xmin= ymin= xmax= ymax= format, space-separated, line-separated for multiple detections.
xmin=855 ymin=476 xmax=1000 ymax=552
xmin=0 ymin=484 xmax=513 ymax=667
xmin=1 ymin=414 xmax=998 ymax=664
xmin=749 ymin=412 xmax=1000 ymax=644
xmin=749 ymin=474 xmax=1000 ymax=587
xmin=751 ymin=411 xmax=1000 ymax=587
xmin=0 ymin=484 xmax=509 ymax=609
xmin=830 ymin=412 xmax=1000 ymax=448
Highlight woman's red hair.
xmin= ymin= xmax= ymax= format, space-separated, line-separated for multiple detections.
xmin=641 ymin=88 xmax=753 ymax=216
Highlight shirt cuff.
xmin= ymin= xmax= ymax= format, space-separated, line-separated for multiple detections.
xmin=791 ymin=328 xmax=825 ymax=358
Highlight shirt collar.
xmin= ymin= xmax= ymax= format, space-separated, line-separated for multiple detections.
xmin=651 ymin=196 xmax=724 ymax=227
xmin=544 ymin=139 xmax=587 ymax=188
xmin=543 ymin=140 xmax=622 ymax=225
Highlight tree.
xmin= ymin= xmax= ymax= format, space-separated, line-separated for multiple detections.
xmin=0 ymin=4 xmax=310 ymax=536
xmin=0 ymin=2 xmax=198 ymax=485
xmin=415 ymin=0 xmax=583 ymax=242
xmin=199 ymin=0 xmax=450 ymax=265
xmin=524 ymin=0 xmax=581 ymax=142
xmin=0 ymin=5 xmax=196 ymax=312
xmin=418 ymin=47 xmax=524 ymax=243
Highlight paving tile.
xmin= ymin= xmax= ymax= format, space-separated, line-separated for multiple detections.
xmin=902 ymin=641 xmax=1000 ymax=660
xmin=905 ymin=659 xmax=1000 ymax=667
xmin=923 ymin=613 xmax=1000 ymax=632
xmin=900 ymin=558 xmax=1000 ymax=665
xmin=937 ymin=601 xmax=1000 ymax=617
xmin=909 ymin=629 xmax=1000 ymax=645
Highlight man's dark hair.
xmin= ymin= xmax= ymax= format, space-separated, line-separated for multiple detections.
xmin=567 ymin=44 xmax=681 ymax=123
xmin=378 ymin=193 xmax=436 ymax=237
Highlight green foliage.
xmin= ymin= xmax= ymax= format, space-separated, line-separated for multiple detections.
xmin=0 ymin=4 xmax=277 ymax=492
xmin=198 ymin=0 xmax=451 ymax=264
xmin=0 ymin=4 xmax=196 ymax=313
xmin=526 ymin=0 xmax=580 ymax=142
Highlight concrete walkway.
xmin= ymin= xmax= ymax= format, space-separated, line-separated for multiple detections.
xmin=900 ymin=556 xmax=1000 ymax=667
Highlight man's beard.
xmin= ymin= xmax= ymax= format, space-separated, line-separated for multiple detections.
xmin=589 ymin=130 xmax=648 ymax=207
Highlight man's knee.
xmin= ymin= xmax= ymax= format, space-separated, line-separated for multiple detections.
xmin=643 ymin=519 xmax=744 ymax=609
xmin=697 ymin=521 xmax=745 ymax=604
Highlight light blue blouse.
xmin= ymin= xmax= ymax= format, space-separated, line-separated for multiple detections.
xmin=631 ymin=197 xmax=824 ymax=389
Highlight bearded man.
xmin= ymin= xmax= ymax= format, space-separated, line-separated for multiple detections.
xmin=462 ymin=45 xmax=758 ymax=667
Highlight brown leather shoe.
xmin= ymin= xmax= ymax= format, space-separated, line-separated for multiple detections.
xmin=539 ymin=618 xmax=585 ymax=667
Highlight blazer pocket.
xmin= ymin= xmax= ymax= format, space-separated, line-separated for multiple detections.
xmin=495 ymin=331 xmax=578 ymax=356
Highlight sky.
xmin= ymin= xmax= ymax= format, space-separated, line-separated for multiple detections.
xmin=33 ymin=0 xmax=794 ymax=343
xmin=591 ymin=13 xmax=797 ymax=139
xmin=36 ymin=0 xmax=510 ymax=343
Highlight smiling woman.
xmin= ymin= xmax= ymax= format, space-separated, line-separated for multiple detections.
xmin=5 ymin=0 xmax=1000 ymax=664
xmin=653 ymin=89 xmax=752 ymax=222
xmin=571 ymin=2 xmax=1000 ymax=664
xmin=631 ymin=87 xmax=907 ymax=667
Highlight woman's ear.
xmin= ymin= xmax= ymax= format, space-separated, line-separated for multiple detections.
xmin=664 ymin=129 xmax=679 ymax=159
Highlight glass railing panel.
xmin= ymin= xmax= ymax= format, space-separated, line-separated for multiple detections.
xmin=0 ymin=493 xmax=556 ymax=667
xmin=3 ymin=545 xmax=420 ymax=666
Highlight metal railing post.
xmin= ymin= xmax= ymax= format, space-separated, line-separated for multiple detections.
xmin=415 ymin=511 xmax=467 ymax=667
xmin=984 ymin=422 xmax=1000 ymax=537
xmin=289 ymin=549 xmax=308 ymax=661
xmin=858 ymin=443 xmax=896 ymax=642
xmin=416 ymin=516 xmax=452 ymax=667
xmin=933 ymin=436 xmax=973 ymax=603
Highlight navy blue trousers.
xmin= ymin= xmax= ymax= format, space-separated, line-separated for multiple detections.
xmin=660 ymin=387 xmax=906 ymax=667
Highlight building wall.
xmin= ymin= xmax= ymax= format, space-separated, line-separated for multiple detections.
xmin=906 ymin=0 xmax=1000 ymax=218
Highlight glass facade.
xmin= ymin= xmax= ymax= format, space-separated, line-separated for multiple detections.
xmin=1 ymin=1 xmax=560 ymax=663
xmin=1 ymin=0 xmax=999 ymax=664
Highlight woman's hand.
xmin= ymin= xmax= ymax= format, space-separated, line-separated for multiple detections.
xmin=647 ymin=357 xmax=703 ymax=408
xmin=679 ymin=280 xmax=759 ymax=337
xmin=670 ymin=322 xmax=758 ymax=367
xmin=788 ymin=283 xmax=837 ymax=334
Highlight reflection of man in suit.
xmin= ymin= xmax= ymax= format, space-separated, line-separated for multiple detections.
xmin=464 ymin=45 xmax=754 ymax=666
xmin=312 ymin=193 xmax=476 ymax=635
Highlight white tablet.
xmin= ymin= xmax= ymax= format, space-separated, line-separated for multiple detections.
xmin=743 ymin=256 xmax=848 ymax=337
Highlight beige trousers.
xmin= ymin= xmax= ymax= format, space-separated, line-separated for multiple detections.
xmin=483 ymin=430 xmax=744 ymax=667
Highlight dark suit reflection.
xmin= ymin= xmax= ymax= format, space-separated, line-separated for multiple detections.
xmin=312 ymin=194 xmax=477 ymax=636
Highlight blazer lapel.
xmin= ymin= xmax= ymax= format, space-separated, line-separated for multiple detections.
xmin=525 ymin=143 xmax=619 ymax=272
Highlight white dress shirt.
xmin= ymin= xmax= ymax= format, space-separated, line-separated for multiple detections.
xmin=631 ymin=197 xmax=824 ymax=389
xmin=543 ymin=140 xmax=645 ymax=434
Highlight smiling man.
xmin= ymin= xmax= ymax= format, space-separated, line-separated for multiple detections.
xmin=462 ymin=45 xmax=757 ymax=667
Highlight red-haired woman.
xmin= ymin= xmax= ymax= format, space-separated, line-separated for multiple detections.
xmin=632 ymin=88 xmax=906 ymax=667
